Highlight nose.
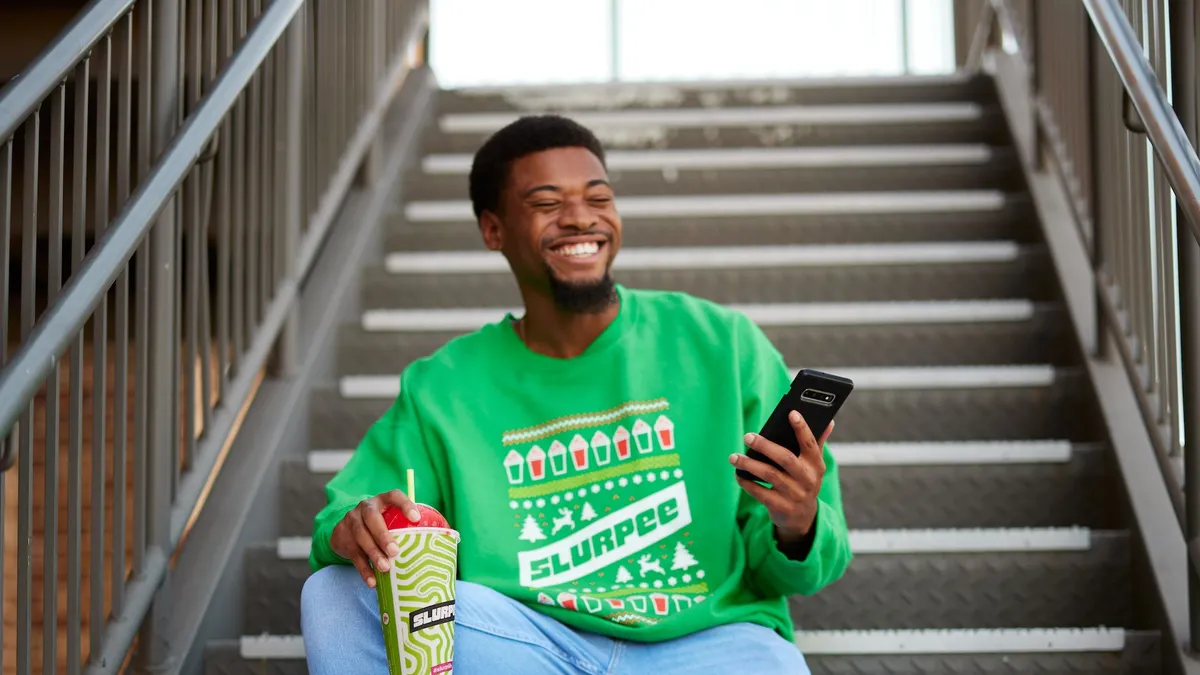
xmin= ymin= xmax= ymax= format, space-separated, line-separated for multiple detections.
xmin=558 ymin=196 xmax=598 ymax=231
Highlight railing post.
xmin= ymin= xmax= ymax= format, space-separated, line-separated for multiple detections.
xmin=272 ymin=8 xmax=305 ymax=377
xmin=356 ymin=0 xmax=386 ymax=186
xmin=1169 ymin=0 xmax=1200 ymax=650
xmin=134 ymin=0 xmax=180 ymax=671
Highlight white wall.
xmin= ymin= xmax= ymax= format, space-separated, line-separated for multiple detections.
xmin=429 ymin=0 xmax=956 ymax=89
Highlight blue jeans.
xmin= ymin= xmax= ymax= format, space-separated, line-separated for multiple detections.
xmin=301 ymin=565 xmax=811 ymax=675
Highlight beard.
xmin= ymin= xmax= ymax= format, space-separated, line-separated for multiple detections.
xmin=548 ymin=269 xmax=618 ymax=314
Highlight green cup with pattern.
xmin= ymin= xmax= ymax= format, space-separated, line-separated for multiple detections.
xmin=373 ymin=527 xmax=461 ymax=675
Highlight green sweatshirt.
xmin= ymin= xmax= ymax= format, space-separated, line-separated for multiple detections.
xmin=310 ymin=285 xmax=852 ymax=642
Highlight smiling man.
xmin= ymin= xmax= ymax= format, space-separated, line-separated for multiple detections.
xmin=300 ymin=115 xmax=853 ymax=674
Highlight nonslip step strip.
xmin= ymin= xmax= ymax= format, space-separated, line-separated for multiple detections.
xmin=830 ymin=440 xmax=1073 ymax=466
xmin=421 ymin=144 xmax=995 ymax=174
xmin=237 ymin=627 xmax=1126 ymax=660
xmin=451 ymin=72 xmax=973 ymax=97
xmin=337 ymin=365 xmax=1057 ymax=400
xmin=276 ymin=527 xmax=1091 ymax=561
xmin=308 ymin=440 xmax=1074 ymax=475
xmin=438 ymin=102 xmax=986 ymax=134
xmin=403 ymin=190 xmax=1007 ymax=222
xmin=793 ymin=628 xmax=1126 ymax=655
xmin=362 ymin=299 xmax=1037 ymax=332
xmin=384 ymin=241 xmax=1022 ymax=274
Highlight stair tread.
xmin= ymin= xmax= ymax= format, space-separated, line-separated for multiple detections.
xmin=436 ymin=74 xmax=991 ymax=114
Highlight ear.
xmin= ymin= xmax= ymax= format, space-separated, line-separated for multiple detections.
xmin=479 ymin=210 xmax=504 ymax=251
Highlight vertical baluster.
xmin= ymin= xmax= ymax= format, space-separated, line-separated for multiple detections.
xmin=245 ymin=0 xmax=261 ymax=333
xmin=230 ymin=1 xmax=246 ymax=367
xmin=0 ymin=136 xmax=11 ymax=675
xmin=305 ymin=1 xmax=317 ymax=231
xmin=274 ymin=41 xmax=287 ymax=299
xmin=336 ymin=0 xmax=345 ymax=148
xmin=261 ymin=35 xmax=274 ymax=310
xmin=199 ymin=0 xmax=217 ymax=429
xmin=17 ymin=111 xmax=39 ymax=675
xmin=317 ymin=0 xmax=328 ymax=194
xmin=112 ymin=9 xmax=134 ymax=616
xmin=216 ymin=0 xmax=232 ymax=397
xmin=184 ymin=0 xmax=204 ymax=469
xmin=90 ymin=31 xmax=113 ymax=666
xmin=133 ymin=0 xmax=154 ymax=577
xmin=67 ymin=56 xmax=91 ymax=675
xmin=44 ymin=82 xmax=67 ymax=675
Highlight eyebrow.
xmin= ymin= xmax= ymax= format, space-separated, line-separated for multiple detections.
xmin=523 ymin=179 xmax=612 ymax=198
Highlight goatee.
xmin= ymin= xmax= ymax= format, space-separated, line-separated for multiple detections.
xmin=549 ymin=272 xmax=618 ymax=314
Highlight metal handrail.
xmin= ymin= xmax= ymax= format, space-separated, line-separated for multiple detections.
xmin=0 ymin=0 xmax=304 ymax=472
xmin=0 ymin=0 xmax=135 ymax=142
xmin=1083 ymin=0 xmax=1200 ymax=248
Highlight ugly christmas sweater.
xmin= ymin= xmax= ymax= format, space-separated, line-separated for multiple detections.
xmin=309 ymin=284 xmax=853 ymax=642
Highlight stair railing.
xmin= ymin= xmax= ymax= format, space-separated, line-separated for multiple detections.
xmin=0 ymin=0 xmax=428 ymax=672
xmin=965 ymin=0 xmax=1200 ymax=656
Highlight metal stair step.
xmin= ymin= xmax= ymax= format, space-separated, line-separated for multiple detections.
xmin=385 ymin=197 xmax=1037 ymax=251
xmin=338 ymin=301 xmax=1072 ymax=376
xmin=792 ymin=529 xmax=1132 ymax=630
xmin=436 ymin=73 xmax=994 ymax=114
xmin=401 ymin=189 xmax=1010 ymax=223
xmin=422 ymin=103 xmax=1010 ymax=152
xmin=205 ymin=629 xmax=1160 ymax=675
xmin=278 ymin=440 xmax=1113 ymax=537
xmin=309 ymin=365 xmax=1096 ymax=449
xmin=404 ymin=147 xmax=1022 ymax=199
xmin=365 ymin=244 xmax=1055 ymax=309
xmin=243 ymin=528 xmax=1124 ymax=635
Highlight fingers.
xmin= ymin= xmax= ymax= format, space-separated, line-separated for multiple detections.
xmin=361 ymin=499 xmax=401 ymax=564
xmin=788 ymin=412 xmax=830 ymax=476
xmin=380 ymin=489 xmax=421 ymax=523
xmin=736 ymin=476 xmax=792 ymax=513
xmin=788 ymin=411 xmax=821 ymax=456
xmin=742 ymin=432 xmax=801 ymax=474
xmin=350 ymin=552 xmax=376 ymax=588
xmin=729 ymin=452 xmax=800 ymax=496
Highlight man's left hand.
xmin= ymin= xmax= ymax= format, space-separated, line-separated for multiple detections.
xmin=729 ymin=411 xmax=834 ymax=546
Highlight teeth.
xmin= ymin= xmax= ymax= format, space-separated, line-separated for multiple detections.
xmin=556 ymin=242 xmax=600 ymax=258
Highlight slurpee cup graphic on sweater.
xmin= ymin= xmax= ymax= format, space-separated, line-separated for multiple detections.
xmin=613 ymin=426 xmax=631 ymax=460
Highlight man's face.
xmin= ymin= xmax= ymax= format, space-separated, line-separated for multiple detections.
xmin=482 ymin=146 xmax=622 ymax=310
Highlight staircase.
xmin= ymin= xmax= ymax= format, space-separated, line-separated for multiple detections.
xmin=204 ymin=73 xmax=1164 ymax=674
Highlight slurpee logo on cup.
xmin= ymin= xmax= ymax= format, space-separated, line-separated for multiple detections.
xmin=374 ymin=470 xmax=460 ymax=675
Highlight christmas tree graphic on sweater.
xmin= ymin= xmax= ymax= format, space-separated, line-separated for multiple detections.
xmin=501 ymin=398 xmax=709 ymax=627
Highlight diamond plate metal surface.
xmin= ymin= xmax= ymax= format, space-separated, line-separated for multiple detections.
xmin=279 ymin=443 xmax=1113 ymax=538
xmin=336 ymin=307 xmax=1072 ymax=377
xmin=386 ymin=202 xmax=1038 ymax=251
xmin=360 ymin=249 xmax=1055 ymax=309
xmin=791 ymin=533 xmax=1131 ymax=630
xmin=244 ymin=546 xmax=310 ymax=635
xmin=308 ymin=374 xmax=1096 ymax=449
xmin=808 ymin=653 xmax=1130 ymax=675
xmin=205 ymin=642 xmax=308 ymax=675
xmin=840 ymin=445 xmax=1116 ymax=529
xmin=405 ymin=158 xmax=1022 ymax=200
xmin=436 ymin=76 xmax=994 ymax=114
xmin=421 ymin=113 xmax=1009 ymax=153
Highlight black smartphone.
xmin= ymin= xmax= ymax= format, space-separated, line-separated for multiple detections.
xmin=736 ymin=369 xmax=854 ymax=485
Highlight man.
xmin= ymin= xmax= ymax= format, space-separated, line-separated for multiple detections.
xmin=301 ymin=115 xmax=853 ymax=674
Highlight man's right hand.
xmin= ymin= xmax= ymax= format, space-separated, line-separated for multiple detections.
xmin=331 ymin=490 xmax=421 ymax=587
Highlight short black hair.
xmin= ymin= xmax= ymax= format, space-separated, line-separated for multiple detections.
xmin=468 ymin=114 xmax=607 ymax=220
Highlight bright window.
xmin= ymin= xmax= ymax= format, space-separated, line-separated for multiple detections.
xmin=429 ymin=0 xmax=956 ymax=88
